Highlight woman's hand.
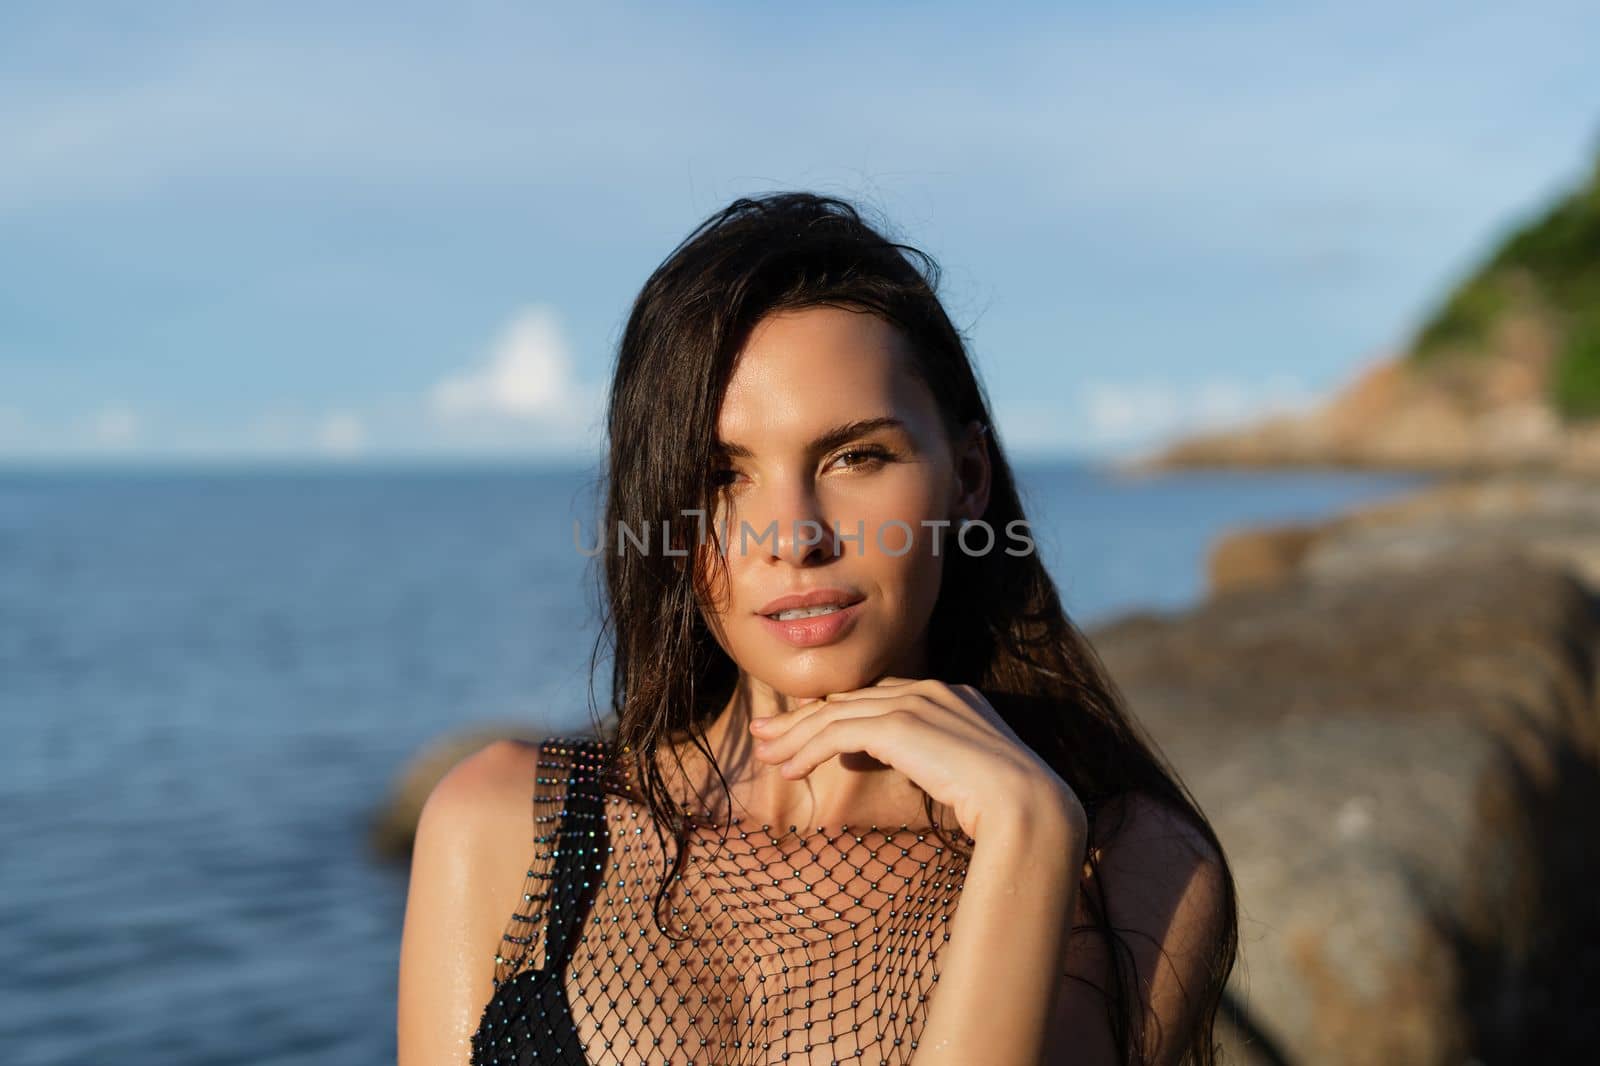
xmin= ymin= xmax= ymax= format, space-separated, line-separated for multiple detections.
xmin=747 ymin=676 xmax=1085 ymax=843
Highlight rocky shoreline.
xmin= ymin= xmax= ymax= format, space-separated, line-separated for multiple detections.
xmin=1128 ymin=146 xmax=1600 ymax=483
xmin=1087 ymin=470 xmax=1600 ymax=1063
xmin=1120 ymin=355 xmax=1600 ymax=479
xmin=373 ymin=471 xmax=1600 ymax=1063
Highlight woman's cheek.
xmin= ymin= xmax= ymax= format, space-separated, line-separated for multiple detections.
xmin=849 ymin=483 xmax=945 ymax=561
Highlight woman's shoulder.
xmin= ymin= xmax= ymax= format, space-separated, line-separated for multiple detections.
xmin=402 ymin=733 xmax=619 ymax=956
xmin=420 ymin=733 xmax=615 ymax=826
xmin=410 ymin=739 xmax=537 ymax=875
xmin=398 ymin=733 xmax=613 ymax=1064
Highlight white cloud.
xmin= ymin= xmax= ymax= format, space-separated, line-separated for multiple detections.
xmin=1079 ymin=376 xmax=1322 ymax=447
xmin=0 ymin=405 xmax=148 ymax=458
xmin=316 ymin=411 xmax=366 ymax=457
xmin=999 ymin=375 xmax=1325 ymax=457
xmin=83 ymin=406 xmax=143 ymax=449
xmin=429 ymin=305 xmax=603 ymax=436
xmin=243 ymin=412 xmax=301 ymax=449
xmin=233 ymin=409 xmax=372 ymax=458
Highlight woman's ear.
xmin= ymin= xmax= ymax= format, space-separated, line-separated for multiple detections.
xmin=951 ymin=419 xmax=992 ymax=522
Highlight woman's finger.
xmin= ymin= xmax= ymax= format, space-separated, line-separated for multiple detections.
xmin=777 ymin=713 xmax=922 ymax=779
xmin=752 ymin=680 xmax=988 ymax=749
xmin=748 ymin=697 xmax=826 ymax=738
xmin=825 ymin=676 xmax=931 ymax=700
xmin=807 ymin=683 xmax=984 ymax=731
xmin=752 ymin=698 xmax=906 ymax=764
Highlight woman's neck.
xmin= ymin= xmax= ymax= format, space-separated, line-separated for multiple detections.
xmin=655 ymin=691 xmax=935 ymax=831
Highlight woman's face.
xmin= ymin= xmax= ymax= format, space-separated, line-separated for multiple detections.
xmin=694 ymin=305 xmax=988 ymax=701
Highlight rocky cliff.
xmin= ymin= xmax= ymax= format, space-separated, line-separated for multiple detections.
xmin=1133 ymin=141 xmax=1600 ymax=475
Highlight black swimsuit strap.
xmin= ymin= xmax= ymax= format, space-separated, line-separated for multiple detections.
xmin=540 ymin=749 xmax=607 ymax=970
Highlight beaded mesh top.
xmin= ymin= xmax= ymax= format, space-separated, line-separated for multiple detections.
xmin=469 ymin=735 xmax=977 ymax=1066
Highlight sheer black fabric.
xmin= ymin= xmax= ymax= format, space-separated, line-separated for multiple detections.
xmin=469 ymin=736 xmax=976 ymax=1065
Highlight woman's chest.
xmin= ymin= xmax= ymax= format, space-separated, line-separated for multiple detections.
xmin=555 ymin=823 xmax=970 ymax=1065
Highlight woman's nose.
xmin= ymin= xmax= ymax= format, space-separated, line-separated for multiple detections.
xmin=750 ymin=481 xmax=837 ymax=564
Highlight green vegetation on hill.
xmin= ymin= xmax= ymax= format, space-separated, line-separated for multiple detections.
xmin=1552 ymin=313 xmax=1600 ymax=419
xmin=1410 ymin=143 xmax=1600 ymax=419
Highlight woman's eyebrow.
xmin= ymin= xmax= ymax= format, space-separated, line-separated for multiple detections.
xmin=716 ymin=416 xmax=906 ymax=459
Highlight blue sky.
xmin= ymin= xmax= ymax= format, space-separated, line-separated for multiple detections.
xmin=3 ymin=1 xmax=1599 ymax=465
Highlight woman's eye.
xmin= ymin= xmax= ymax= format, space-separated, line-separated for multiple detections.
xmin=711 ymin=448 xmax=891 ymax=486
xmin=833 ymin=446 xmax=892 ymax=470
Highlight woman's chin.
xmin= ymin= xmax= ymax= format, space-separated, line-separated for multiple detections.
xmin=738 ymin=637 xmax=903 ymax=698
xmin=766 ymin=664 xmax=884 ymax=700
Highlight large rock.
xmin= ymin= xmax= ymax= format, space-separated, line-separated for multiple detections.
xmin=1088 ymin=551 xmax=1600 ymax=1063
xmin=1207 ymin=473 xmax=1600 ymax=599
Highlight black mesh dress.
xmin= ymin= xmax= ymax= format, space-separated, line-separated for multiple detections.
xmin=469 ymin=736 xmax=977 ymax=1066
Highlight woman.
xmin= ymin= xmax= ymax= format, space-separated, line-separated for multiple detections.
xmin=398 ymin=191 xmax=1238 ymax=1065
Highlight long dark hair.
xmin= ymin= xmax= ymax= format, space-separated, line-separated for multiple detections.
xmin=581 ymin=190 xmax=1238 ymax=1064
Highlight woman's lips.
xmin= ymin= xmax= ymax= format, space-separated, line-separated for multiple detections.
xmin=757 ymin=599 xmax=864 ymax=648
